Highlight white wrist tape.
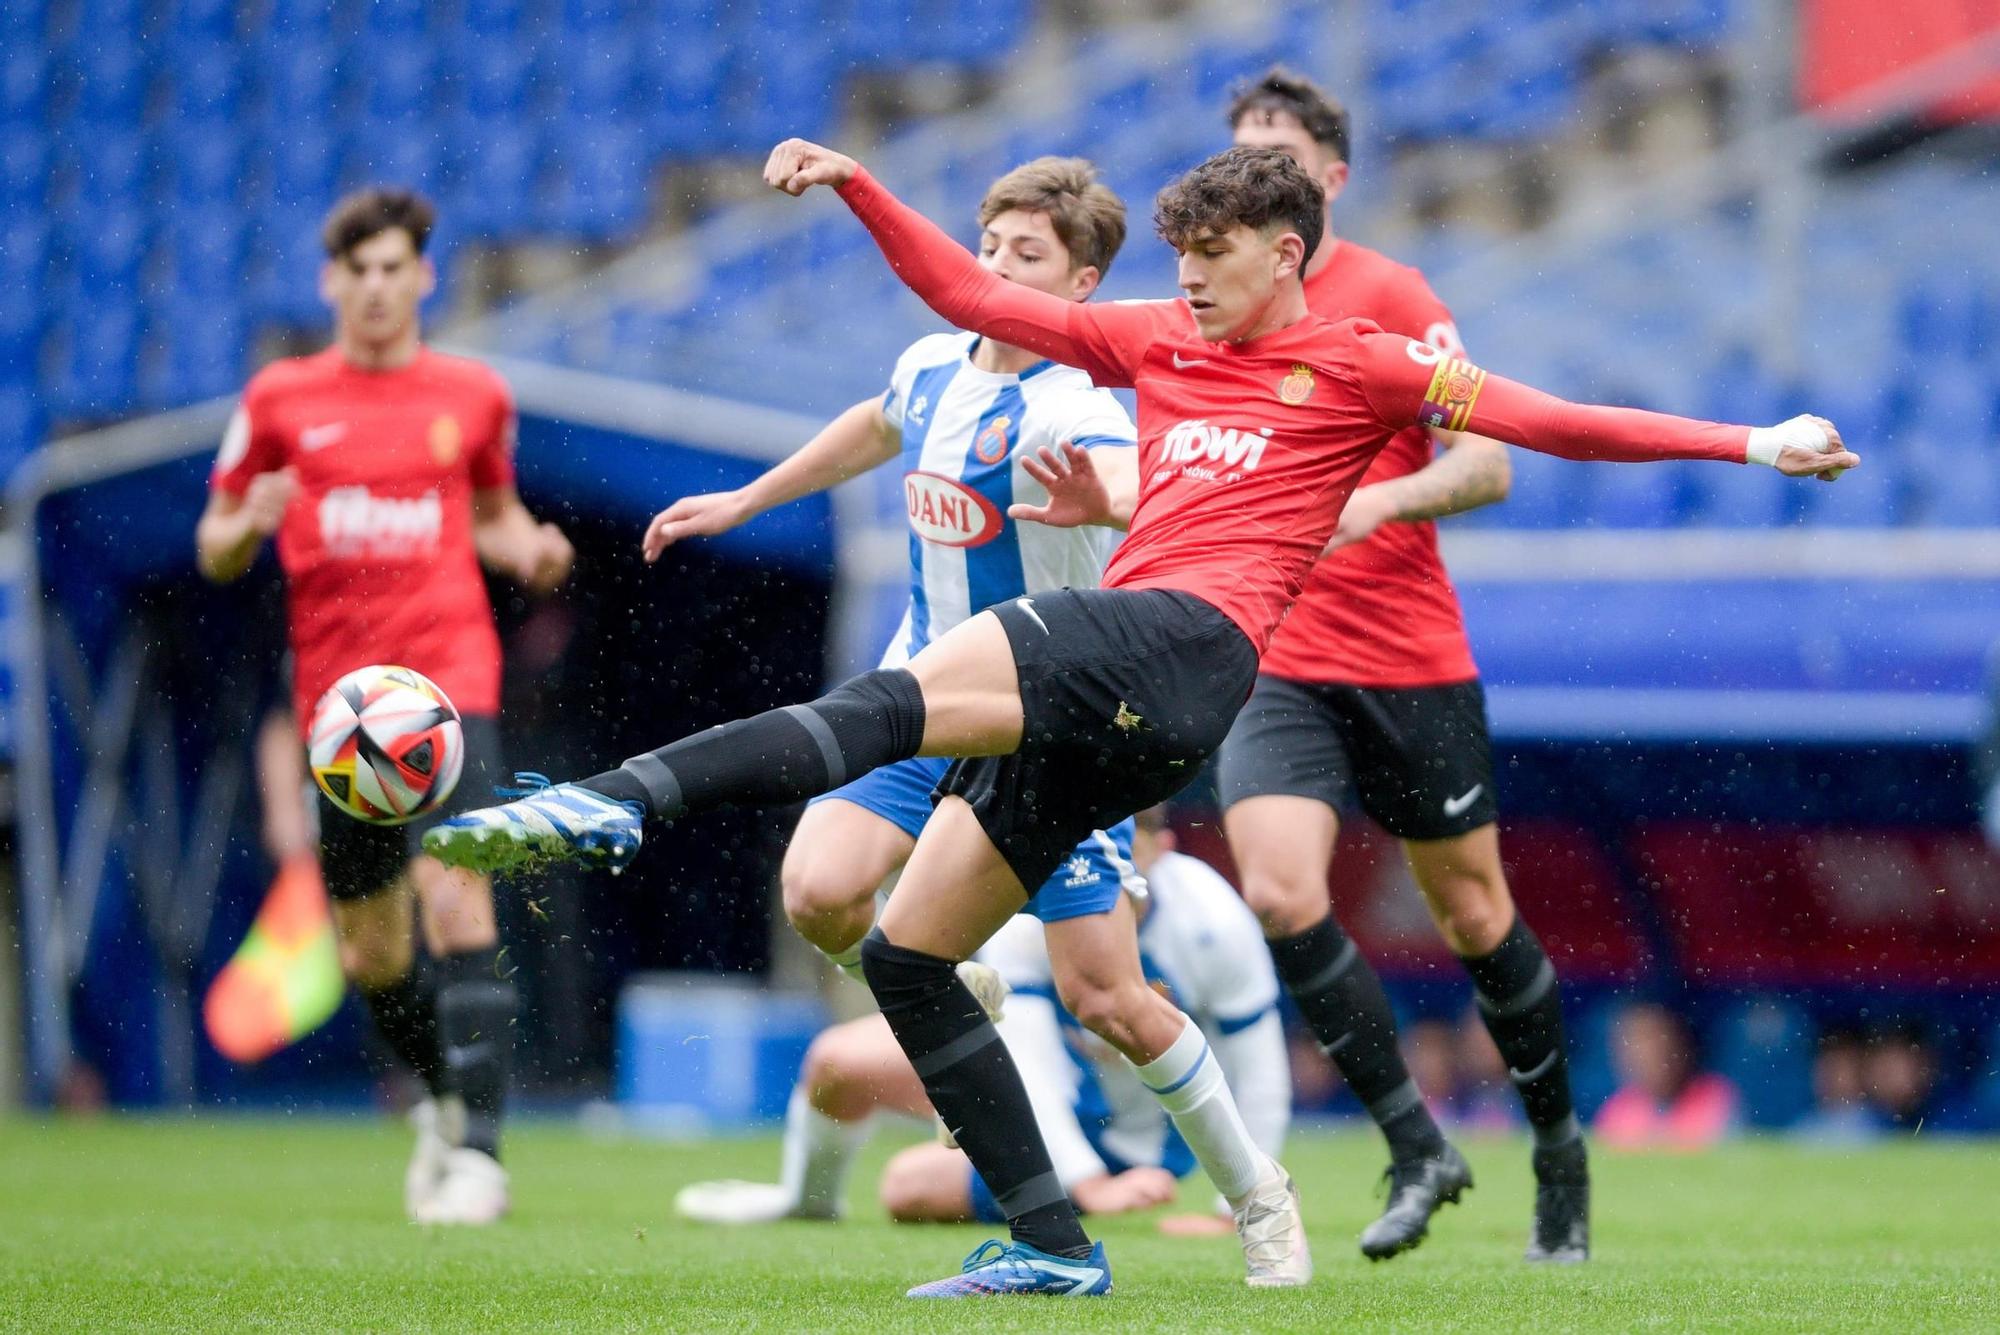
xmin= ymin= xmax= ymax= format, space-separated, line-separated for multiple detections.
xmin=1745 ymin=415 xmax=1827 ymax=468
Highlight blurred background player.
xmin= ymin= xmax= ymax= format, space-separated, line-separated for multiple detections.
xmin=1214 ymin=68 xmax=1589 ymax=1263
xmin=674 ymin=808 xmax=1288 ymax=1228
xmin=193 ymin=188 xmax=575 ymax=1224
xmin=639 ymin=156 xmax=1142 ymax=994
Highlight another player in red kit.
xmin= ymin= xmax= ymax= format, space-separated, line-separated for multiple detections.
xmin=1216 ymin=69 xmax=1590 ymax=1263
xmin=195 ymin=189 xmax=573 ymax=1225
xmin=424 ymin=143 xmax=1852 ymax=1297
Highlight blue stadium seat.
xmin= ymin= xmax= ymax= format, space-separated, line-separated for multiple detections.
xmin=562 ymin=29 xmax=642 ymax=118
xmin=68 ymin=33 xmax=155 ymax=123
xmin=561 ymin=0 xmax=636 ymax=30
xmin=0 ymin=125 xmax=49 ymax=206
xmin=47 ymin=305 xmax=144 ymax=416
xmin=249 ymin=195 xmax=333 ymax=316
xmin=357 ymin=39 xmax=439 ymax=121
xmin=67 ymin=206 xmax=150 ymax=295
xmin=362 ymin=0 xmax=431 ymax=37
xmin=457 ymin=33 xmax=539 ymax=120
xmin=342 ymin=121 xmax=445 ymax=195
xmin=463 ymin=0 xmax=532 ymax=33
xmin=161 ymin=207 xmax=252 ymax=302
xmin=152 ymin=295 xmax=248 ymax=403
xmin=263 ymin=122 xmax=341 ymax=204
xmin=544 ymin=119 xmax=650 ymax=240
xmin=259 ymin=36 xmax=347 ymax=123
xmin=167 ymin=120 xmax=248 ymax=204
xmin=0 ymin=220 xmax=46 ymax=365
xmin=2 ymin=43 xmax=47 ymax=125
xmin=457 ymin=124 xmax=547 ymax=238
xmin=168 ymin=36 xmax=248 ymax=120
xmin=259 ymin=0 xmax=342 ymax=40
xmin=0 ymin=381 xmax=44 ymax=478
xmin=172 ymin=0 xmax=239 ymax=38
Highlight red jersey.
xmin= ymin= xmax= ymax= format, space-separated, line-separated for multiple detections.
xmin=1259 ymin=242 xmax=1477 ymax=686
xmin=836 ymin=169 xmax=1751 ymax=655
xmin=209 ymin=346 xmax=515 ymax=725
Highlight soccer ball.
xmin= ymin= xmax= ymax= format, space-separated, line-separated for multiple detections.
xmin=309 ymin=665 xmax=464 ymax=825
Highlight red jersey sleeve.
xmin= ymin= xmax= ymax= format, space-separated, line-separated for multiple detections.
xmin=1351 ymin=324 xmax=1749 ymax=465
xmin=469 ymin=368 xmax=518 ymax=491
xmin=210 ymin=373 xmax=288 ymax=495
xmin=836 ymin=168 xmax=1165 ymax=387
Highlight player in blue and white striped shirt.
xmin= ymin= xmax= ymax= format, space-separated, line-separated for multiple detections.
xmin=642 ymin=156 xmax=1142 ymax=966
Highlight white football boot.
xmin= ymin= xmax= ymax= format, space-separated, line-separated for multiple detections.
xmin=404 ymin=1095 xmax=466 ymax=1221
xmin=415 ymin=1146 xmax=510 ymax=1226
xmin=1232 ymin=1161 xmax=1313 ymax=1288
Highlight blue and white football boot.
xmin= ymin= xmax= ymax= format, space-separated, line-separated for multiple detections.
xmin=421 ymin=773 xmax=645 ymax=875
xmin=905 ymin=1239 xmax=1112 ymax=1298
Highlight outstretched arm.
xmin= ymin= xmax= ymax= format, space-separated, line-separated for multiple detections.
xmin=1356 ymin=330 xmax=1858 ymax=477
xmin=644 ymin=398 xmax=896 ymax=561
xmin=765 ymin=140 xmax=1145 ymax=386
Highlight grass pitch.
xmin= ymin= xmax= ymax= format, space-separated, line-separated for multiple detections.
xmin=1 ymin=1117 xmax=1993 ymax=1332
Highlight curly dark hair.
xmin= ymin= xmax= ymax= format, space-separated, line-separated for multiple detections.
xmin=321 ymin=187 xmax=436 ymax=259
xmin=1153 ymin=146 xmax=1325 ymax=258
xmin=1227 ymin=65 xmax=1351 ymax=163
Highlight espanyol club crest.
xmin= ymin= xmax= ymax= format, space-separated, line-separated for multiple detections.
xmin=973 ymin=415 xmax=1012 ymax=464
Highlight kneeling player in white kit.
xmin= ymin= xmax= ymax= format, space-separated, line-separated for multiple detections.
xmin=676 ymin=809 xmax=1290 ymax=1226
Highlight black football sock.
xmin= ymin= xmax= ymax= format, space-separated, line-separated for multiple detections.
xmin=435 ymin=945 xmax=516 ymax=1160
xmin=861 ymin=929 xmax=1093 ymax=1259
xmin=1269 ymin=916 xmax=1447 ymax=1163
xmin=358 ymin=959 xmax=446 ymax=1096
xmin=580 ymin=668 xmax=927 ymax=822
xmin=1461 ymin=915 xmax=1579 ymax=1147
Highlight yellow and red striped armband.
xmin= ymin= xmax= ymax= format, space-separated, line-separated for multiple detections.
xmin=1418 ymin=358 xmax=1487 ymax=432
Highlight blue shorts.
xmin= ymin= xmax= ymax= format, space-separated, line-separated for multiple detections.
xmin=810 ymin=757 xmax=1135 ymax=922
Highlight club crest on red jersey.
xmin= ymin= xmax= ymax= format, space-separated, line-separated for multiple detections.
xmin=1279 ymin=364 xmax=1315 ymax=406
xmin=972 ymin=415 xmax=1012 ymax=465
xmin=429 ymin=414 xmax=462 ymax=465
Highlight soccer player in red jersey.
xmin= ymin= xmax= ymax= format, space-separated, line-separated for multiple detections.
xmin=425 ymin=142 xmax=1852 ymax=1296
xmin=195 ymin=189 xmax=574 ymax=1225
xmin=1215 ymin=69 xmax=1590 ymax=1263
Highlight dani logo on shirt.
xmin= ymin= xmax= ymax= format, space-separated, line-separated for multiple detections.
xmin=318 ymin=486 xmax=443 ymax=558
xmin=904 ymin=471 xmax=1003 ymax=548
xmin=1156 ymin=419 xmax=1275 ymax=481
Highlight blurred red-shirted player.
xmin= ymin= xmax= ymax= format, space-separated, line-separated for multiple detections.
xmin=1211 ymin=69 xmax=1592 ymax=1266
xmin=195 ymin=188 xmax=573 ymax=1226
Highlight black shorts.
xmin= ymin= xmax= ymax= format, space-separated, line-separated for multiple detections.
xmin=1215 ymin=675 xmax=1497 ymax=841
xmin=937 ymin=587 xmax=1258 ymax=894
xmin=320 ymin=714 xmax=506 ymax=902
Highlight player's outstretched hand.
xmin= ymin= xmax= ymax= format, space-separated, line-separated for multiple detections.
xmin=242 ymin=467 xmax=298 ymax=535
xmin=1324 ymin=481 xmax=1399 ymax=553
xmin=522 ymin=522 xmax=574 ymax=594
xmin=1765 ymin=414 xmax=1859 ymax=481
xmin=763 ymin=139 xmax=859 ymax=196
xmin=643 ymin=490 xmax=751 ymax=562
xmin=1070 ymin=1165 xmax=1179 ymax=1215
xmin=1010 ymin=442 xmax=1112 ymax=528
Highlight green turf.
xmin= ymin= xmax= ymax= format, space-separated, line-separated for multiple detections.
xmin=0 ymin=1117 xmax=1993 ymax=1332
